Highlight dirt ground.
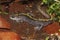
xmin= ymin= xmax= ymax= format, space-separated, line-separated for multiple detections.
xmin=1 ymin=0 xmax=60 ymax=40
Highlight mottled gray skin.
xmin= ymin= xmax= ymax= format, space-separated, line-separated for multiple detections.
xmin=10 ymin=15 xmax=52 ymax=30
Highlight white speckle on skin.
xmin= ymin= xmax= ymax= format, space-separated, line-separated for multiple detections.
xmin=34 ymin=26 xmax=41 ymax=30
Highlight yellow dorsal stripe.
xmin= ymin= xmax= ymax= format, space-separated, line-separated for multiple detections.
xmin=20 ymin=13 xmax=53 ymax=21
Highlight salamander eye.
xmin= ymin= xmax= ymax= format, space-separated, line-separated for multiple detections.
xmin=11 ymin=16 xmax=15 ymax=18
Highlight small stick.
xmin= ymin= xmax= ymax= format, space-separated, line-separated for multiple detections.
xmin=37 ymin=5 xmax=50 ymax=18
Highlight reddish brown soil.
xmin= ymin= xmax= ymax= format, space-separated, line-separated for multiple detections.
xmin=43 ymin=22 xmax=60 ymax=35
